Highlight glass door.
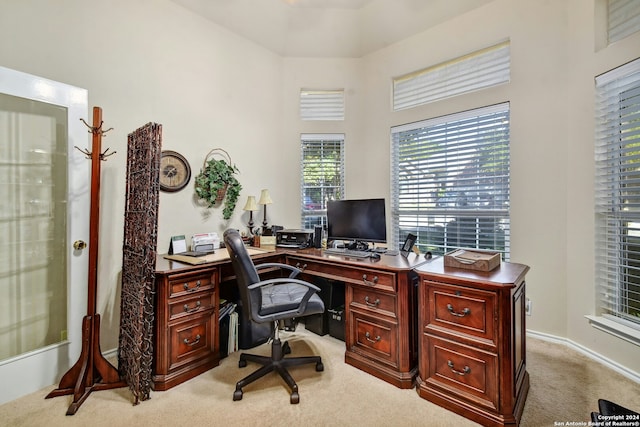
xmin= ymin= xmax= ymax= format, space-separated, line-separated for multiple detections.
xmin=0 ymin=66 xmax=89 ymax=404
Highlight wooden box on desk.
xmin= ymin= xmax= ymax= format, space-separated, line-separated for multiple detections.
xmin=253 ymin=235 xmax=276 ymax=249
xmin=444 ymin=249 xmax=500 ymax=272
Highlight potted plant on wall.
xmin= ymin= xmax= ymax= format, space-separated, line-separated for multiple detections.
xmin=194 ymin=149 xmax=242 ymax=220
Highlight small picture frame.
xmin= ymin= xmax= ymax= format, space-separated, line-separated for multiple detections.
xmin=400 ymin=233 xmax=416 ymax=257
xmin=169 ymin=235 xmax=187 ymax=254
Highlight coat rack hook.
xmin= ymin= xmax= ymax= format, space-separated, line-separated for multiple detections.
xmin=80 ymin=118 xmax=114 ymax=136
xmin=74 ymin=145 xmax=117 ymax=161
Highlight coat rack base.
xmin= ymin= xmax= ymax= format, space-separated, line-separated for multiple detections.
xmin=45 ymin=314 xmax=126 ymax=415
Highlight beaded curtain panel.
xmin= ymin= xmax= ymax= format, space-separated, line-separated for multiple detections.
xmin=118 ymin=122 xmax=162 ymax=403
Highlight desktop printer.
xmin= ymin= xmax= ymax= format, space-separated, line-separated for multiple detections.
xmin=191 ymin=232 xmax=220 ymax=252
xmin=276 ymin=229 xmax=313 ymax=248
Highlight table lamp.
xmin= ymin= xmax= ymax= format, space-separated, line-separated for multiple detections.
xmin=258 ymin=189 xmax=273 ymax=232
xmin=243 ymin=195 xmax=258 ymax=234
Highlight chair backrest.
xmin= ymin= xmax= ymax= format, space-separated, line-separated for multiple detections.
xmin=223 ymin=229 xmax=262 ymax=322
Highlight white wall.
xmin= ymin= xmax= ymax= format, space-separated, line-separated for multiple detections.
xmin=359 ymin=0 xmax=572 ymax=334
xmin=566 ymin=0 xmax=640 ymax=373
xmin=0 ymin=0 xmax=286 ymax=347
xmin=281 ymin=0 xmax=640 ymax=377
xmin=1 ymin=0 xmax=638 ymax=382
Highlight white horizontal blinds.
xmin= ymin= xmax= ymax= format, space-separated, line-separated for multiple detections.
xmin=391 ymin=103 xmax=510 ymax=258
xmin=595 ymin=58 xmax=640 ymax=327
xmin=300 ymin=134 xmax=345 ymax=229
xmin=300 ymin=89 xmax=345 ymax=120
xmin=608 ymin=0 xmax=640 ymax=44
xmin=393 ymin=41 xmax=510 ymax=111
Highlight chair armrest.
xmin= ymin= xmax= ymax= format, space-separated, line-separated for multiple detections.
xmin=247 ymin=278 xmax=321 ymax=322
xmin=255 ymin=262 xmax=301 ymax=279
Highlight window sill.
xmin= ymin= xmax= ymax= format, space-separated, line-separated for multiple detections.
xmin=585 ymin=315 xmax=640 ymax=347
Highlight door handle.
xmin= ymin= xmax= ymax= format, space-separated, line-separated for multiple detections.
xmin=73 ymin=240 xmax=87 ymax=251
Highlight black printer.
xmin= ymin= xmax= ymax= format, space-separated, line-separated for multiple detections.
xmin=276 ymin=229 xmax=314 ymax=248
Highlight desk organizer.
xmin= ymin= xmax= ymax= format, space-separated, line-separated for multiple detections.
xmin=444 ymin=249 xmax=500 ymax=272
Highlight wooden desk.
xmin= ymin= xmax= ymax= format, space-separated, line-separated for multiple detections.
xmin=414 ymin=257 xmax=530 ymax=427
xmin=284 ymin=248 xmax=426 ymax=388
xmin=152 ymin=248 xmax=426 ymax=390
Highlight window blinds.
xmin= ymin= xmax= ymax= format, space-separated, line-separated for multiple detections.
xmin=595 ymin=57 xmax=640 ymax=327
xmin=608 ymin=0 xmax=640 ymax=44
xmin=300 ymin=90 xmax=345 ymax=120
xmin=392 ymin=41 xmax=510 ymax=111
xmin=391 ymin=103 xmax=510 ymax=258
xmin=300 ymin=134 xmax=345 ymax=229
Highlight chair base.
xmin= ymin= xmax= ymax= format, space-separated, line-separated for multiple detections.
xmin=233 ymin=337 xmax=323 ymax=404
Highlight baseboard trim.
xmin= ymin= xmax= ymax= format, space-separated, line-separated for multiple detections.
xmin=527 ymin=330 xmax=640 ymax=384
xmin=106 ymin=334 xmax=640 ymax=385
xmin=103 ymin=348 xmax=118 ymax=360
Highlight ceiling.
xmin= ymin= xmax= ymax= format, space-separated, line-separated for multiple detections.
xmin=170 ymin=0 xmax=494 ymax=58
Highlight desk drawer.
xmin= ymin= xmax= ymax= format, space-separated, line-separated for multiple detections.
xmin=350 ymin=286 xmax=396 ymax=319
xmin=423 ymin=280 xmax=496 ymax=346
xmin=422 ymin=334 xmax=498 ymax=411
xmin=349 ymin=310 xmax=398 ymax=368
xmin=287 ymin=256 xmax=396 ymax=292
xmin=169 ymin=314 xmax=214 ymax=371
xmin=168 ymin=292 xmax=215 ymax=321
xmin=168 ymin=270 xmax=216 ymax=298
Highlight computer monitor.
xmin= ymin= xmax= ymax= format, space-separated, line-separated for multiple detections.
xmin=327 ymin=198 xmax=387 ymax=247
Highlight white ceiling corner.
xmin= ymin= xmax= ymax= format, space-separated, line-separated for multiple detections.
xmin=170 ymin=0 xmax=493 ymax=58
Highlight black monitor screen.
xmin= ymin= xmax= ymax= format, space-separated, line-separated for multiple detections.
xmin=327 ymin=198 xmax=387 ymax=244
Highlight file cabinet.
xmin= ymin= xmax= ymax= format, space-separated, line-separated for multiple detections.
xmin=415 ymin=258 xmax=529 ymax=426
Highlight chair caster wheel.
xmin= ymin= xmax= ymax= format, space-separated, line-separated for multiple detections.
xmin=233 ymin=389 xmax=243 ymax=401
xmin=316 ymin=362 xmax=324 ymax=372
xmin=283 ymin=341 xmax=291 ymax=354
xmin=290 ymin=391 xmax=299 ymax=404
xmin=238 ymin=359 xmax=247 ymax=368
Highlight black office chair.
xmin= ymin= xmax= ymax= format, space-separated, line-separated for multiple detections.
xmin=223 ymin=229 xmax=325 ymax=404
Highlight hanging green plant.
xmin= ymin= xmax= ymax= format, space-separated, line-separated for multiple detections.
xmin=194 ymin=149 xmax=242 ymax=220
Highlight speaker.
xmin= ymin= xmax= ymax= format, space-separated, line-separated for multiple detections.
xmin=314 ymin=226 xmax=322 ymax=248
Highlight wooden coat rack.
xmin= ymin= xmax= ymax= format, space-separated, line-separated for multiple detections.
xmin=45 ymin=106 xmax=125 ymax=415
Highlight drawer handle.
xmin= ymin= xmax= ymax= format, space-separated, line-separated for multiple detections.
xmin=183 ymin=300 xmax=201 ymax=313
xmin=362 ymin=274 xmax=378 ymax=286
xmin=183 ymin=334 xmax=201 ymax=346
xmin=295 ymin=262 xmax=307 ymax=271
xmin=447 ymin=360 xmax=471 ymax=376
xmin=447 ymin=303 xmax=471 ymax=317
xmin=365 ymin=332 xmax=381 ymax=343
xmin=364 ymin=296 xmax=380 ymax=307
xmin=183 ymin=280 xmax=201 ymax=292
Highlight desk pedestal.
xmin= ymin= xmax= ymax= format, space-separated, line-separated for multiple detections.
xmin=415 ymin=258 xmax=530 ymax=426
xmin=286 ymin=251 xmax=421 ymax=389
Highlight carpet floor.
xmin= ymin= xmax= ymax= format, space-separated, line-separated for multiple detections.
xmin=0 ymin=327 xmax=638 ymax=426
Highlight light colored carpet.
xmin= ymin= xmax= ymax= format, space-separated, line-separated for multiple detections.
xmin=1 ymin=327 xmax=638 ymax=427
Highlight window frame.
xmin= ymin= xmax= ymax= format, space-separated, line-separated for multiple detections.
xmin=390 ymin=103 xmax=511 ymax=258
xmin=594 ymin=57 xmax=640 ymax=331
xmin=300 ymin=133 xmax=345 ymax=230
xmin=392 ymin=41 xmax=510 ymax=111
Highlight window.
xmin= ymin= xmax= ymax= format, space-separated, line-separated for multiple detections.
xmin=391 ymin=103 xmax=510 ymax=258
xmin=608 ymin=0 xmax=640 ymax=44
xmin=300 ymin=89 xmax=345 ymax=121
xmin=300 ymin=134 xmax=345 ymax=229
xmin=392 ymin=41 xmax=510 ymax=111
xmin=595 ymin=57 xmax=640 ymax=328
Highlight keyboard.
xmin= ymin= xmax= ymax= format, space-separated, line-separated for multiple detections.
xmin=324 ymin=248 xmax=372 ymax=258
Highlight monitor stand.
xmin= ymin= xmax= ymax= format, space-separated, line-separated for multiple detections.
xmin=346 ymin=240 xmax=370 ymax=251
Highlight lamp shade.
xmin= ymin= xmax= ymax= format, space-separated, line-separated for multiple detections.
xmin=258 ymin=189 xmax=273 ymax=205
xmin=243 ymin=195 xmax=258 ymax=211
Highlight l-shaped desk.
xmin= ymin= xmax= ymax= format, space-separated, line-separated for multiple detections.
xmin=153 ymin=247 xmax=529 ymax=427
